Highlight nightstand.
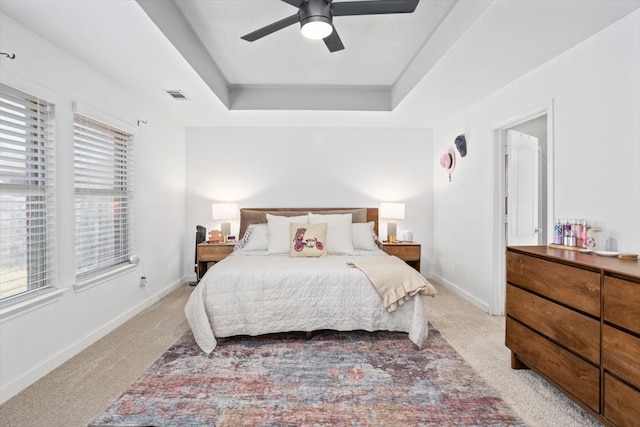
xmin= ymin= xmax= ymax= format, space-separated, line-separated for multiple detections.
xmin=377 ymin=241 xmax=421 ymax=272
xmin=197 ymin=242 xmax=235 ymax=280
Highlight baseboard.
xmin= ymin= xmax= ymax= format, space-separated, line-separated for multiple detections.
xmin=0 ymin=276 xmax=190 ymax=404
xmin=428 ymin=274 xmax=490 ymax=313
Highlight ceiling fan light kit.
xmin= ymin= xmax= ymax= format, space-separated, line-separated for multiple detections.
xmin=300 ymin=0 xmax=333 ymax=39
xmin=301 ymin=18 xmax=333 ymax=40
xmin=241 ymin=0 xmax=420 ymax=52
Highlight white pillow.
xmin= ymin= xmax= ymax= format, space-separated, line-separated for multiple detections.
xmin=308 ymin=212 xmax=354 ymax=254
xmin=234 ymin=223 xmax=268 ymax=251
xmin=352 ymin=221 xmax=378 ymax=250
xmin=267 ymin=214 xmax=309 ymax=254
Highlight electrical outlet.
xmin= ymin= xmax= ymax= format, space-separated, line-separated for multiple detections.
xmin=140 ymin=276 xmax=147 ymax=287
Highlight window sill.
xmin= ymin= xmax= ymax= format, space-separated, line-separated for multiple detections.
xmin=0 ymin=288 xmax=66 ymax=324
xmin=73 ymin=263 xmax=137 ymax=293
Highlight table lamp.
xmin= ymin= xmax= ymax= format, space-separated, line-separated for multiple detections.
xmin=380 ymin=202 xmax=405 ymax=243
xmin=212 ymin=202 xmax=238 ymax=242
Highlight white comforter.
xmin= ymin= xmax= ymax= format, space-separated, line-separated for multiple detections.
xmin=185 ymin=249 xmax=431 ymax=353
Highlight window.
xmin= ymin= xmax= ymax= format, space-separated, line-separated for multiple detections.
xmin=74 ymin=113 xmax=133 ymax=281
xmin=0 ymin=83 xmax=56 ymax=302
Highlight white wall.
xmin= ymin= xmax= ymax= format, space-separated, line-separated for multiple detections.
xmin=185 ymin=126 xmax=434 ymax=275
xmin=0 ymin=14 xmax=187 ymax=402
xmin=431 ymin=10 xmax=640 ymax=312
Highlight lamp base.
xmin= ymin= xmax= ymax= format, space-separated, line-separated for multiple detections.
xmin=387 ymin=222 xmax=397 ymax=243
xmin=221 ymin=222 xmax=231 ymax=238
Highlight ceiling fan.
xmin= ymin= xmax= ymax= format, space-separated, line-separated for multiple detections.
xmin=241 ymin=0 xmax=420 ymax=52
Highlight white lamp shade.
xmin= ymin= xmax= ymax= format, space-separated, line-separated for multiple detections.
xmin=380 ymin=202 xmax=405 ymax=220
xmin=212 ymin=202 xmax=238 ymax=220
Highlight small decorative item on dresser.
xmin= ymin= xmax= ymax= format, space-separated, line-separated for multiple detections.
xmin=553 ymin=219 xmax=564 ymax=245
xmin=587 ymin=227 xmax=602 ymax=251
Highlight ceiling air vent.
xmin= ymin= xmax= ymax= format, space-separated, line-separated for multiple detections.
xmin=164 ymin=89 xmax=190 ymax=101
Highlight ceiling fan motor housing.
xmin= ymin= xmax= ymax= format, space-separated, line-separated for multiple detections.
xmin=299 ymin=0 xmax=333 ymax=28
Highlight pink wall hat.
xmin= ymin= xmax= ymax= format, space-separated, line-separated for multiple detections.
xmin=440 ymin=148 xmax=456 ymax=178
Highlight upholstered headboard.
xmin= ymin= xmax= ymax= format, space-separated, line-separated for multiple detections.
xmin=239 ymin=207 xmax=378 ymax=239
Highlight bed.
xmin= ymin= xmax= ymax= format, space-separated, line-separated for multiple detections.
xmin=185 ymin=207 xmax=437 ymax=353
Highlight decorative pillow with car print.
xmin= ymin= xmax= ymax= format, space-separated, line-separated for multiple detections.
xmin=289 ymin=222 xmax=327 ymax=258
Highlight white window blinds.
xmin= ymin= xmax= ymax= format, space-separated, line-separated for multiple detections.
xmin=0 ymin=83 xmax=56 ymax=301
xmin=74 ymin=113 xmax=133 ymax=280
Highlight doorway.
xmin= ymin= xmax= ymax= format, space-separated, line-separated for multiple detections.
xmin=507 ymin=126 xmax=544 ymax=246
xmin=491 ymin=101 xmax=554 ymax=315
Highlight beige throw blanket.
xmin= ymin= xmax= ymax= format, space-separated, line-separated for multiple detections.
xmin=347 ymin=256 xmax=437 ymax=312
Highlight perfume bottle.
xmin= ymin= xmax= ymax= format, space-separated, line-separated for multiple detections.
xmin=563 ymin=219 xmax=573 ymax=246
xmin=553 ymin=219 xmax=564 ymax=245
xmin=580 ymin=220 xmax=589 ymax=248
xmin=574 ymin=220 xmax=583 ymax=247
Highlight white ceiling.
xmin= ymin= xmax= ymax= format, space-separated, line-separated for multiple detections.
xmin=1 ymin=0 xmax=638 ymax=124
xmin=176 ymin=0 xmax=449 ymax=86
xmin=136 ymin=0 xmax=460 ymax=111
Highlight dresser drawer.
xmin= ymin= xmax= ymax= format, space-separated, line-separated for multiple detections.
xmin=604 ymin=276 xmax=640 ymax=335
xmin=603 ymin=324 xmax=640 ymax=390
xmin=506 ymin=284 xmax=600 ymax=364
xmin=604 ymin=374 xmax=640 ymax=427
xmin=506 ymin=252 xmax=600 ymax=317
xmin=506 ymin=317 xmax=600 ymax=412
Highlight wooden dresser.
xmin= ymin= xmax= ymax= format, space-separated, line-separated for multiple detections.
xmin=506 ymin=246 xmax=640 ymax=426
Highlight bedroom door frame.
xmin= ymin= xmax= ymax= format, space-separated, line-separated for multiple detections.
xmin=490 ymin=99 xmax=555 ymax=315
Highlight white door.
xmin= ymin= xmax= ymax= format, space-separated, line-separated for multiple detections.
xmin=506 ymin=130 xmax=539 ymax=246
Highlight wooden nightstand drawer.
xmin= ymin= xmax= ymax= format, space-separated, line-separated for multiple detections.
xmin=198 ymin=243 xmax=234 ymax=260
xmin=197 ymin=243 xmax=235 ymax=280
xmin=377 ymin=242 xmax=421 ymax=272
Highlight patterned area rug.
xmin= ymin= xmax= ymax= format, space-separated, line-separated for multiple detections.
xmin=90 ymin=327 xmax=525 ymax=426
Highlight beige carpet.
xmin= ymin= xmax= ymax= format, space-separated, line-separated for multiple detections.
xmin=0 ymin=285 xmax=191 ymax=427
xmin=0 ymin=281 xmax=601 ymax=427
xmin=425 ymin=283 xmax=601 ymax=427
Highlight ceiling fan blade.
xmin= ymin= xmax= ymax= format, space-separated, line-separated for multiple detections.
xmin=241 ymin=13 xmax=300 ymax=42
xmin=323 ymin=27 xmax=345 ymax=52
xmin=332 ymin=0 xmax=419 ymax=16
xmin=280 ymin=0 xmax=305 ymax=7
